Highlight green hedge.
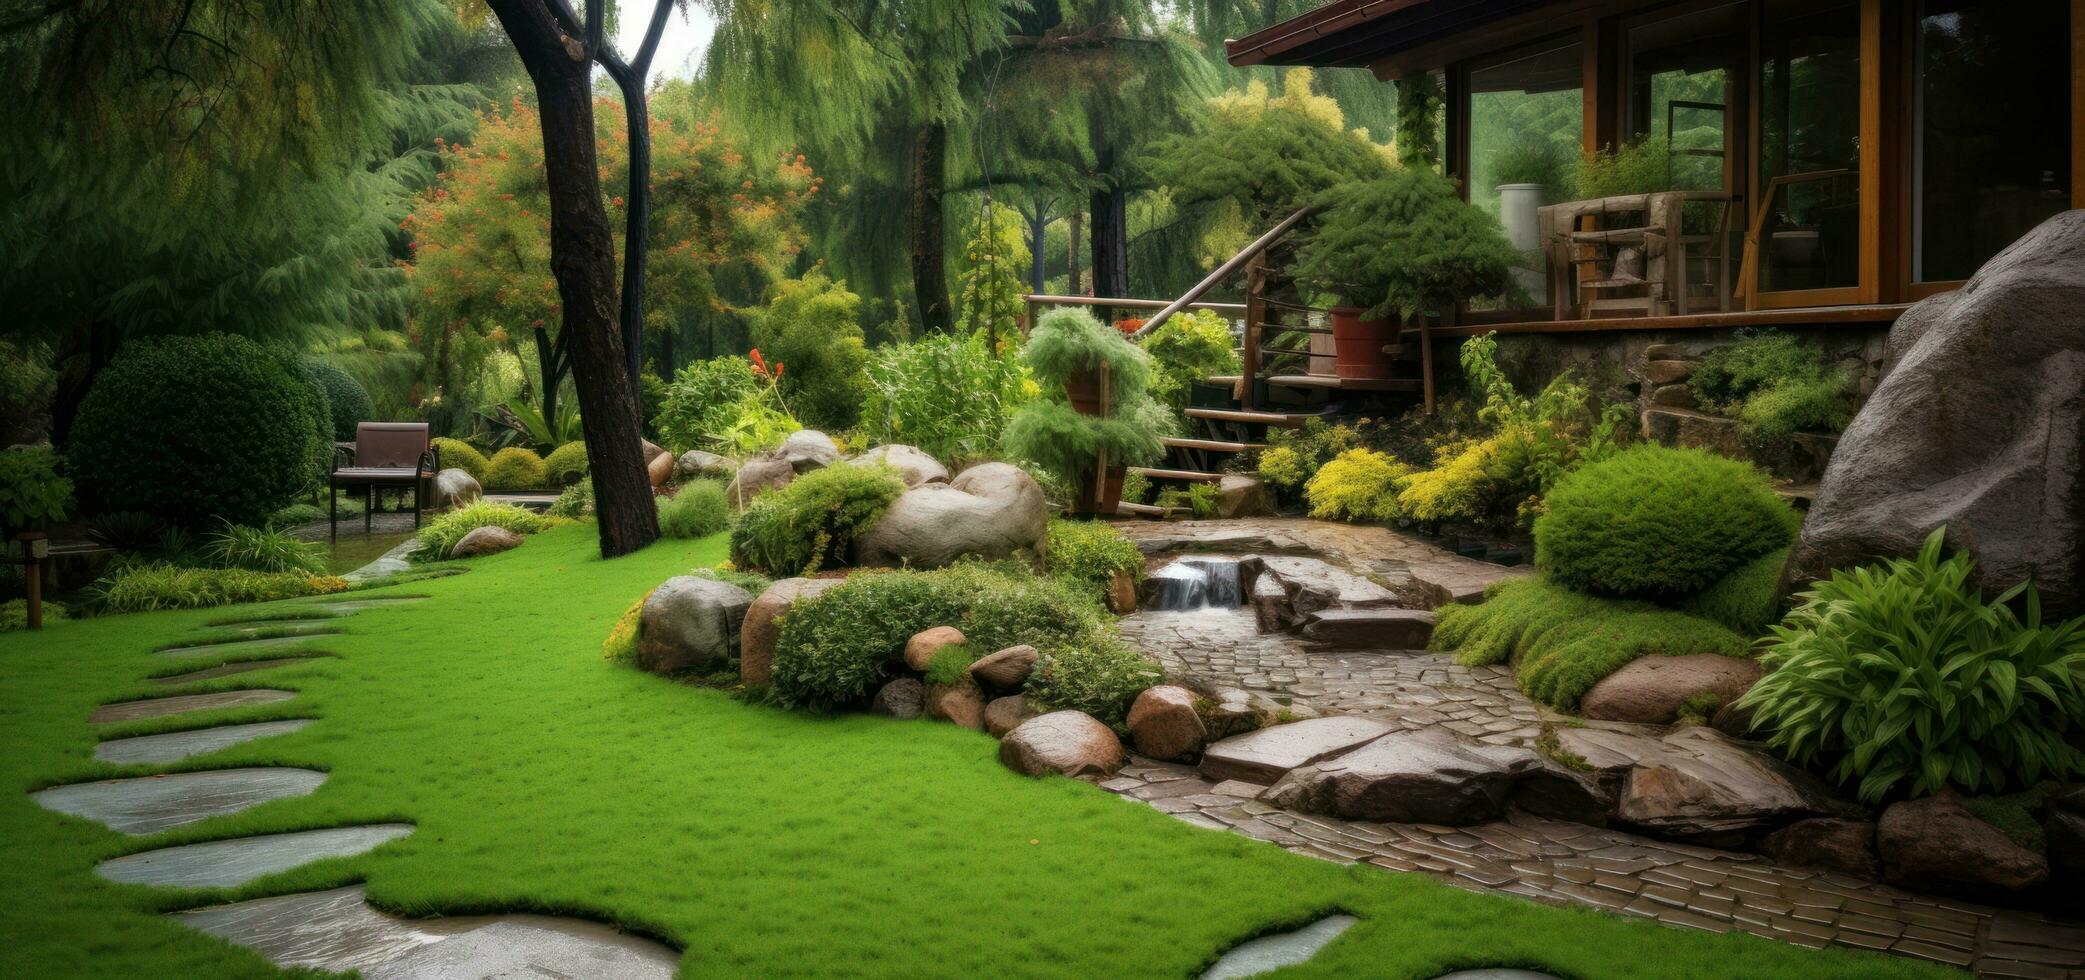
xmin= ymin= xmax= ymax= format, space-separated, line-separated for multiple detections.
xmin=544 ymin=441 xmax=589 ymax=487
xmin=432 ymin=438 xmax=488 ymax=481
xmin=729 ymin=464 xmax=905 ymax=576
xmin=483 ymin=447 xmax=547 ymax=492
xmin=305 ymin=360 xmax=374 ymax=441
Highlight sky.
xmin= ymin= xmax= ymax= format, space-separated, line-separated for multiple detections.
xmin=615 ymin=3 xmax=716 ymax=80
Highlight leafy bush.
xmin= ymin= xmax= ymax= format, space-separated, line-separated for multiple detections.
xmin=1257 ymin=419 xmax=1363 ymax=497
xmin=1296 ymin=169 xmax=1519 ymax=319
xmin=432 ymin=438 xmax=488 ymax=481
xmin=482 ymin=447 xmax=547 ymax=491
xmin=771 ymin=562 xmax=1115 ymax=711
xmin=955 ymin=203 xmax=1030 ymax=338
xmin=689 ymin=565 xmax=772 ymax=596
xmin=728 ymin=465 xmax=906 ymax=576
xmin=305 ymin=359 xmax=374 ymax=441
xmin=1739 ymin=529 xmax=2085 ymax=802
xmin=1026 ymin=638 xmax=1164 ymax=729
xmin=0 ymin=446 xmax=71 ymax=536
xmin=1155 ymin=482 xmax=1219 ymax=520
xmin=83 ymin=562 xmax=349 ymax=614
xmin=544 ymin=441 xmax=589 ymax=486
xmin=68 ymin=334 xmax=325 ymax=528
xmin=1023 ymin=307 xmax=1154 ymax=399
xmin=750 ymin=272 xmax=869 ymax=429
xmin=1572 ymin=137 xmax=1673 ymax=200
xmin=1002 ymin=401 xmax=1168 ymax=495
xmin=656 ymin=356 xmax=760 ymax=451
xmin=1305 ymin=448 xmax=1409 ymax=522
xmin=659 ymin=480 xmax=731 ymax=540
xmin=1535 ymin=444 xmax=1798 ymax=599
xmin=547 ymin=481 xmax=594 ymax=519
xmin=1679 ymin=547 xmax=1789 ymax=635
xmin=1046 ymin=519 xmax=1144 ymax=601
xmin=860 ymin=332 xmax=1033 ymax=464
xmin=412 ymin=501 xmax=552 ymax=562
xmin=1255 ymin=445 xmax=1309 ymax=492
xmin=1692 ymin=330 xmax=1850 ymax=446
xmin=86 ymin=511 xmax=166 ymax=552
xmin=199 ymin=522 xmax=325 ymax=575
xmin=3 ymin=598 xmax=66 ymax=631
xmin=1140 ymin=309 xmax=1240 ymax=410
xmin=1432 ymin=577 xmax=1752 ymax=710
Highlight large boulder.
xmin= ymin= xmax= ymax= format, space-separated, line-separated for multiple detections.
xmin=1264 ymin=729 xmax=1544 ymax=825
xmin=636 ymin=576 xmax=754 ymax=675
xmin=1762 ymin=817 xmax=1881 ymax=879
xmin=902 ymin=626 xmax=967 ymax=671
xmin=853 ymin=463 xmax=1047 ymax=570
xmin=1125 ymin=685 xmax=1206 ymax=762
xmin=871 ymin=678 xmax=924 ymax=719
xmin=926 ymin=679 xmax=987 ymax=730
xmin=724 ymin=458 xmax=795 ymax=511
xmin=779 ymin=430 xmax=841 ymax=473
xmin=1878 ymin=792 xmax=2049 ymax=898
xmin=646 ymin=450 xmax=675 ymax=488
xmin=675 ymin=450 xmax=734 ymax=483
xmin=1215 ymin=474 xmax=1277 ymax=518
xmin=432 ymin=468 xmax=480 ymax=508
xmin=1558 ymin=726 xmax=1859 ymax=844
xmin=1199 ymin=717 xmax=1394 ymax=784
xmin=999 ymin=711 xmax=1125 ymax=777
xmin=967 ymin=644 xmax=1038 ymax=692
xmin=448 ymin=525 xmax=521 ymax=559
xmin=1787 ymin=211 xmax=2085 ymax=617
xmin=984 ymin=695 xmax=1038 ymax=737
xmin=1579 ymin=654 xmax=1764 ymax=725
xmin=849 ymin=444 xmax=949 ymax=487
xmin=739 ymin=577 xmax=843 ymax=686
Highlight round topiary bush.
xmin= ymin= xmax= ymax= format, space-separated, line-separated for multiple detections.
xmin=68 ymin=334 xmax=324 ymax=528
xmin=431 ymin=438 xmax=488 ymax=481
xmin=304 ymin=360 xmax=374 ymax=441
xmin=483 ymin=447 xmax=547 ymax=491
xmin=1534 ymin=444 xmax=1799 ymax=599
xmin=544 ymin=440 xmax=589 ymax=486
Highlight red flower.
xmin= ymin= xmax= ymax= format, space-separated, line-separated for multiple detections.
xmin=749 ymin=348 xmax=769 ymax=377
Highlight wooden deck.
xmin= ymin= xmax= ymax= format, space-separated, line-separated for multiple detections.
xmin=1437 ymin=303 xmax=1911 ymax=339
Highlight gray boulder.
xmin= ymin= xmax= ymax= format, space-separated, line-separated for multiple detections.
xmin=448 ymin=525 xmax=520 ymax=559
xmin=1579 ymin=654 xmax=1764 ymax=725
xmin=1788 ymin=211 xmax=2085 ymax=616
xmin=432 ymin=468 xmax=480 ymax=508
xmin=849 ymin=444 xmax=949 ymax=487
xmin=779 ymin=430 xmax=841 ymax=472
xmin=871 ymin=678 xmax=925 ymax=720
xmin=1264 ymin=729 xmax=1544 ymax=825
xmin=853 ymin=463 xmax=1047 ymax=569
xmin=999 ymin=711 xmax=1125 ymax=777
xmin=636 ymin=576 xmax=754 ymax=675
xmin=724 ymin=458 xmax=795 ymax=511
xmin=675 ymin=450 xmax=734 ymax=483
xmin=984 ymin=695 xmax=1039 ymax=737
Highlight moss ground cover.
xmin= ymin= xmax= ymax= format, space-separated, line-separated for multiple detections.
xmin=0 ymin=524 xmax=1945 ymax=979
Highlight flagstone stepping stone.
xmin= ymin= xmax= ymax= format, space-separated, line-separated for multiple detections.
xmin=171 ymin=885 xmax=679 ymax=978
xmin=151 ymin=659 xmax=316 ymax=687
xmin=92 ymin=689 xmax=297 ymax=723
xmin=1199 ymin=717 xmax=1394 ymax=784
xmin=211 ymin=619 xmax=342 ymax=636
xmin=94 ymin=719 xmax=316 ymax=765
xmin=1200 ymin=914 xmax=1357 ymax=979
xmin=31 ymin=768 xmax=326 ymax=834
xmin=97 ymin=824 xmax=415 ymax=889
xmin=297 ymin=596 xmax=428 ymax=613
xmin=159 ymin=633 xmax=340 ymax=659
xmin=1434 ymin=972 xmax=1563 ymax=979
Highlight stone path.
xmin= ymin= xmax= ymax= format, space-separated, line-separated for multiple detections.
xmin=32 ymin=768 xmax=326 ymax=835
xmin=94 ymin=719 xmax=316 ymax=764
xmin=1200 ymin=914 xmax=1357 ymax=980
xmin=1113 ymin=516 xmax=1532 ymax=604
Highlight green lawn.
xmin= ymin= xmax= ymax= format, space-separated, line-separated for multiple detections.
xmin=0 ymin=524 xmax=1954 ymax=979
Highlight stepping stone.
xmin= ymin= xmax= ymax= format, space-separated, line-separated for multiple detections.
xmin=151 ymin=659 xmax=315 ymax=687
xmin=97 ymin=824 xmax=415 ymax=889
xmin=159 ymin=633 xmax=339 ymax=659
xmin=1199 ymin=717 xmax=1394 ymax=784
xmin=209 ymin=617 xmax=343 ymax=636
xmin=92 ymin=689 xmax=297 ymax=723
xmin=31 ymin=767 xmax=326 ymax=834
xmin=300 ymin=596 xmax=427 ymax=613
xmin=1201 ymin=914 xmax=1357 ymax=979
xmin=171 ymin=885 xmax=678 ymax=979
xmin=1434 ymin=972 xmax=1563 ymax=980
xmin=1297 ymin=608 xmax=1437 ymax=649
xmin=95 ymin=719 xmax=316 ymax=765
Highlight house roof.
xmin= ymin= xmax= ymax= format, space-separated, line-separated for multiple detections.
xmin=1224 ymin=0 xmax=1572 ymax=70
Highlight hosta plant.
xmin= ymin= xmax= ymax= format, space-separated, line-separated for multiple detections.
xmin=1739 ymin=529 xmax=2085 ymax=803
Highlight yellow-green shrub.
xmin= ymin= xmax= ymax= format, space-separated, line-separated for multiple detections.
xmin=1256 ymin=445 xmax=1309 ymax=491
xmin=432 ymin=438 xmax=488 ymax=481
xmin=483 ymin=447 xmax=547 ymax=491
xmin=1397 ymin=435 xmax=1503 ymax=524
xmin=544 ymin=441 xmax=589 ymax=486
xmin=1305 ymin=449 xmax=1409 ymax=522
xmin=602 ymin=594 xmax=646 ymax=666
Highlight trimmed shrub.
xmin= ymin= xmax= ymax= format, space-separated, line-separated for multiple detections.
xmin=1680 ymin=547 xmax=1789 ymax=635
xmin=729 ymin=464 xmax=905 ymax=576
xmin=68 ymin=334 xmax=324 ymax=528
xmin=83 ymin=562 xmax=349 ymax=614
xmin=1534 ymin=445 xmax=1798 ymax=599
xmin=659 ymin=480 xmax=731 ymax=540
xmin=1025 ymin=638 xmax=1164 ymax=729
xmin=200 ymin=522 xmax=325 ymax=575
xmin=413 ymin=501 xmax=552 ymax=562
xmin=1305 ymin=448 xmax=1409 ymax=522
xmin=432 ymin=438 xmax=488 ymax=481
xmin=1431 ymin=576 xmax=1751 ymax=711
xmin=305 ymin=360 xmax=374 ymax=441
xmin=482 ymin=447 xmax=547 ymax=491
xmin=1046 ymin=519 xmax=1144 ymax=601
xmin=1739 ymin=529 xmax=2085 ymax=803
xmin=544 ymin=441 xmax=589 ymax=486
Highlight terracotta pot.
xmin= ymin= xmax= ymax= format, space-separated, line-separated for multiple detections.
xmin=1064 ymin=368 xmax=1105 ymax=416
xmin=1328 ymin=307 xmax=1400 ymax=380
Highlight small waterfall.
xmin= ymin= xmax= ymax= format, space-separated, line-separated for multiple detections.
xmin=1148 ymin=556 xmax=1244 ymax=612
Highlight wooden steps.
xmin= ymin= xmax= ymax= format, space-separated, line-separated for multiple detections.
xmin=1183 ymin=407 xmax=1326 ymax=428
xmin=1161 ymin=437 xmax=1266 ymax=453
xmin=1128 ymin=466 xmax=1222 ymax=483
xmin=1267 ymin=374 xmax=1424 ymax=393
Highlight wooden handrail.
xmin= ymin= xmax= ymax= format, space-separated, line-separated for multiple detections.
xmin=1022 ymin=295 xmax=1247 ymax=315
xmin=1131 ymin=206 xmax=1318 ymax=339
xmin=1734 ymin=168 xmax=1856 ymax=309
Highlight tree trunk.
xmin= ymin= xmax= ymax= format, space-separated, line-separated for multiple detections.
xmin=910 ymin=121 xmax=953 ymax=333
xmin=612 ymin=78 xmax=652 ymax=383
xmin=49 ymin=315 xmax=115 ymax=448
xmin=485 ymin=0 xmax=659 ymax=557
xmin=1067 ymin=209 xmax=1083 ymax=294
xmin=1089 ymin=172 xmax=1129 ymax=323
xmin=1027 ymin=196 xmax=1049 ymax=295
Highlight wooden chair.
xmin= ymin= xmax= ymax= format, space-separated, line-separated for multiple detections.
xmin=329 ymin=422 xmax=439 ymax=541
xmin=1540 ymin=191 xmax=1736 ymax=319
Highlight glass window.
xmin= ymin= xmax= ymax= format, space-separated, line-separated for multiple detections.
xmin=1625 ymin=3 xmax=1746 ymax=194
xmin=1758 ymin=0 xmax=1862 ymax=293
xmin=1467 ymin=40 xmax=1584 ymax=307
xmin=1913 ymin=0 xmax=2074 ymax=283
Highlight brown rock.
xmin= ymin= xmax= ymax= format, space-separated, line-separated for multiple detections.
xmin=903 ymin=626 xmax=968 ymax=671
xmin=1644 ymin=359 xmax=1695 ymax=385
xmin=1125 ymin=685 xmax=1206 ymax=762
xmin=448 ymin=525 xmax=522 ymax=559
xmin=646 ymin=451 xmax=674 ymax=488
xmin=1561 ymin=727 xmax=1860 ymax=844
xmin=2045 ymin=809 xmax=2085 ymax=876
xmin=1199 ymin=716 xmax=1394 ymax=784
xmin=739 ymin=578 xmax=843 ymax=686
xmin=1762 ymin=818 xmax=1880 ymax=879
xmin=1879 ymin=792 xmax=2049 ymax=897
xmin=1579 ymin=654 xmax=1764 ymax=725
xmin=724 ymin=458 xmax=795 ymax=511
xmin=1107 ymin=570 xmax=1139 ymax=615
xmin=926 ymin=678 xmax=986 ymax=730
xmin=1264 ymin=730 xmax=1544 ymax=825
xmin=871 ymin=678 xmax=924 ymax=719
xmin=1650 ymin=383 xmax=1696 ymax=408
xmin=640 ymin=439 xmax=668 ymax=464
xmin=1215 ymin=474 xmax=1277 ymax=519
xmin=984 ymin=695 xmax=1037 ymax=736
xmin=967 ymin=644 xmax=1037 ymax=691
xmin=1297 ymin=609 xmax=1436 ymax=649
xmin=998 ymin=711 xmax=1125 ymax=777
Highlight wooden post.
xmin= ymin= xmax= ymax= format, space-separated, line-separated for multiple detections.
xmin=1418 ymin=321 xmax=1436 ymax=415
xmin=1239 ymin=252 xmax=1267 ymax=410
xmin=1095 ymin=361 xmax=1113 ymax=514
xmin=18 ymin=532 xmax=46 ymax=631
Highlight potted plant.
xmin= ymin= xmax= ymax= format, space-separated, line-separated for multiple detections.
xmin=1005 ymin=309 xmax=1170 ymax=514
xmin=1296 ymin=170 xmax=1520 ymax=378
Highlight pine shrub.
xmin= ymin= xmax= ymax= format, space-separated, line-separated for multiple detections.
xmin=482 ymin=447 xmax=547 ymax=491
xmin=728 ymin=465 xmax=905 ymax=576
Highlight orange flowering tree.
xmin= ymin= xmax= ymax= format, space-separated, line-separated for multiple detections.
xmin=404 ymin=96 xmax=817 ymax=423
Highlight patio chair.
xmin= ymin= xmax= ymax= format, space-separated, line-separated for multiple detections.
xmin=329 ymin=422 xmax=439 ymax=541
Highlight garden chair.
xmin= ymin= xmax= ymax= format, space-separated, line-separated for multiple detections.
xmin=329 ymin=422 xmax=439 ymax=541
